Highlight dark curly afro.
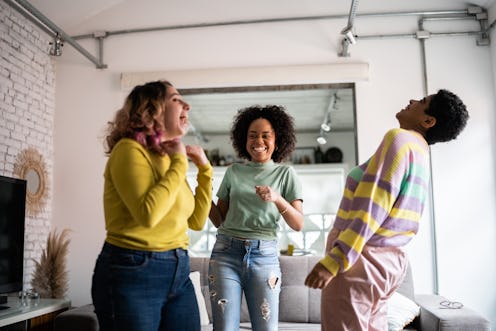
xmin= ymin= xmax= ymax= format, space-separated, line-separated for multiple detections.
xmin=424 ymin=89 xmax=469 ymax=145
xmin=230 ymin=105 xmax=296 ymax=162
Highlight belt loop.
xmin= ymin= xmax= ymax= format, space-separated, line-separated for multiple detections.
xmin=175 ymin=248 xmax=185 ymax=258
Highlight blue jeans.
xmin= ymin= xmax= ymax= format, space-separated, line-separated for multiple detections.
xmin=208 ymin=234 xmax=281 ymax=331
xmin=91 ymin=242 xmax=200 ymax=331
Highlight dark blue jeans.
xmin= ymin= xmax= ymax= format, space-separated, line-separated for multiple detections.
xmin=91 ymin=242 xmax=200 ymax=331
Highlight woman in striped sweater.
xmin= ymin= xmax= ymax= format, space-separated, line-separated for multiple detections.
xmin=305 ymin=89 xmax=469 ymax=331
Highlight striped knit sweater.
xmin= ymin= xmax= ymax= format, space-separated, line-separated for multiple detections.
xmin=320 ymin=128 xmax=430 ymax=276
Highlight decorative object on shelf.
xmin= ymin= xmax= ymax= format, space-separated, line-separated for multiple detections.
xmin=18 ymin=289 xmax=40 ymax=307
xmin=292 ymin=147 xmax=315 ymax=164
xmin=206 ymin=148 xmax=221 ymax=166
xmin=314 ymin=146 xmax=324 ymax=163
xmin=31 ymin=229 xmax=71 ymax=299
xmin=325 ymin=147 xmax=343 ymax=163
xmin=13 ymin=147 xmax=48 ymax=217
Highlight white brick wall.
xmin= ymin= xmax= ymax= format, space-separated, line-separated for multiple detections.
xmin=0 ymin=1 xmax=56 ymax=291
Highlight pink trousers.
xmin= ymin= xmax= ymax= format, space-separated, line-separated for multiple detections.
xmin=321 ymin=229 xmax=408 ymax=331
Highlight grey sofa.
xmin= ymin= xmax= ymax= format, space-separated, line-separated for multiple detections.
xmin=54 ymin=255 xmax=490 ymax=331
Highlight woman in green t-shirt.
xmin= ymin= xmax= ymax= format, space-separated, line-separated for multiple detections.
xmin=209 ymin=105 xmax=304 ymax=331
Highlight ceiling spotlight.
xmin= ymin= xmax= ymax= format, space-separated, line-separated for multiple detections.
xmin=317 ymin=128 xmax=328 ymax=145
xmin=320 ymin=93 xmax=335 ymax=133
xmin=49 ymin=33 xmax=64 ymax=56
xmin=321 ymin=121 xmax=331 ymax=133
xmin=316 ymin=135 xmax=327 ymax=145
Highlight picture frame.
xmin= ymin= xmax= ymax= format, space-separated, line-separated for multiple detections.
xmin=291 ymin=147 xmax=315 ymax=164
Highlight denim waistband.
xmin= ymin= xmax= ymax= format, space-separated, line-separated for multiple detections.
xmin=216 ymin=233 xmax=277 ymax=249
xmin=102 ymin=242 xmax=187 ymax=259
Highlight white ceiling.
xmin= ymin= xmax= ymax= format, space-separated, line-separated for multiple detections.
xmin=27 ymin=0 xmax=495 ymax=36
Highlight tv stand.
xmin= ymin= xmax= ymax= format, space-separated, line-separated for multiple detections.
xmin=0 ymin=296 xmax=70 ymax=330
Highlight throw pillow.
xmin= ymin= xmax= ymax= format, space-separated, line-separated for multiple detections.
xmin=189 ymin=271 xmax=210 ymax=326
xmin=387 ymin=291 xmax=420 ymax=331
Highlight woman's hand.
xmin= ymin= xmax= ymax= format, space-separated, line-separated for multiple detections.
xmin=255 ymin=185 xmax=304 ymax=231
xmin=304 ymin=263 xmax=334 ymax=289
xmin=161 ymin=139 xmax=186 ymax=156
xmin=186 ymin=145 xmax=210 ymax=167
xmin=255 ymin=185 xmax=280 ymax=202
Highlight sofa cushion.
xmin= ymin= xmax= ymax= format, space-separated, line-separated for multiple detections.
xmin=189 ymin=256 xmax=214 ymax=322
xmin=279 ymin=255 xmax=322 ymax=323
xmin=387 ymin=291 xmax=420 ymax=331
xmin=190 ymin=271 xmax=210 ymax=326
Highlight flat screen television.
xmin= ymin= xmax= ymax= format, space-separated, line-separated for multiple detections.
xmin=0 ymin=175 xmax=26 ymax=307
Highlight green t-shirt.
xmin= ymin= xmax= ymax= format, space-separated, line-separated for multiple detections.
xmin=217 ymin=160 xmax=302 ymax=240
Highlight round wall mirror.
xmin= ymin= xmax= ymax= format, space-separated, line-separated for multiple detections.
xmin=13 ymin=148 xmax=48 ymax=217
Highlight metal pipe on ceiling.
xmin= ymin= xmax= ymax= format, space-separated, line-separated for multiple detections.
xmin=357 ymin=31 xmax=481 ymax=40
xmin=71 ymin=9 xmax=471 ymax=41
xmin=69 ymin=7 xmax=485 ymax=61
xmin=339 ymin=0 xmax=360 ymax=57
xmin=346 ymin=11 xmax=486 ymax=53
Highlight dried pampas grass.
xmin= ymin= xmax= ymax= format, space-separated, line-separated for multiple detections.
xmin=31 ymin=229 xmax=70 ymax=299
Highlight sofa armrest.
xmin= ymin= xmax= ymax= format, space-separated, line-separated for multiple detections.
xmin=415 ymin=294 xmax=490 ymax=331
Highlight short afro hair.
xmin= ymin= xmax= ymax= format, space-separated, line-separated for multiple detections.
xmin=424 ymin=89 xmax=469 ymax=145
xmin=230 ymin=105 xmax=296 ymax=162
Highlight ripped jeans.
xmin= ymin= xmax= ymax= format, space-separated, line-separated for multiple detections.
xmin=208 ymin=234 xmax=281 ymax=331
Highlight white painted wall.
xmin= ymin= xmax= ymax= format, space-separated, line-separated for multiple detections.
xmin=428 ymin=36 xmax=496 ymax=318
xmin=32 ymin=1 xmax=496 ymax=327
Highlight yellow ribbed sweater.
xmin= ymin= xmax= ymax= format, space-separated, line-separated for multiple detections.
xmin=103 ymin=138 xmax=213 ymax=251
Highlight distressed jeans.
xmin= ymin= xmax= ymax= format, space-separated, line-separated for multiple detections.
xmin=208 ymin=233 xmax=281 ymax=331
xmin=91 ymin=242 xmax=200 ymax=331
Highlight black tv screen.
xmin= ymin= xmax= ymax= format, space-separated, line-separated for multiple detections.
xmin=0 ymin=175 xmax=26 ymax=295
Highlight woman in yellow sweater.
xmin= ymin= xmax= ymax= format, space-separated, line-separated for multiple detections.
xmin=91 ymin=80 xmax=213 ymax=331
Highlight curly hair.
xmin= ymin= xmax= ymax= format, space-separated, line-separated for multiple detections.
xmin=424 ymin=89 xmax=469 ymax=145
xmin=230 ymin=105 xmax=297 ymax=162
xmin=104 ymin=80 xmax=173 ymax=155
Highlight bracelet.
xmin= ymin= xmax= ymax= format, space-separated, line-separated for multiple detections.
xmin=280 ymin=207 xmax=288 ymax=215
